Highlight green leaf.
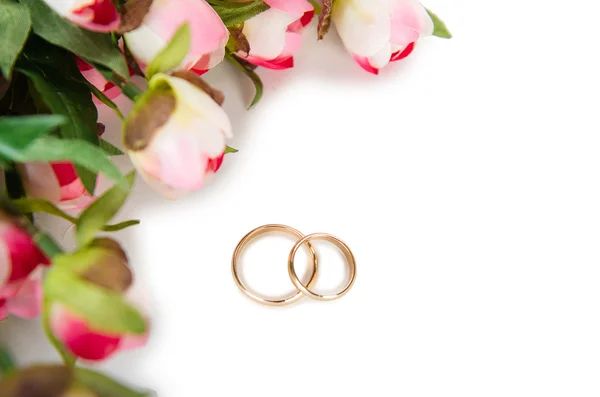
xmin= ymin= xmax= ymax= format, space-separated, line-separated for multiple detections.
xmin=77 ymin=172 xmax=135 ymax=246
xmin=145 ymin=23 xmax=191 ymax=80
xmin=12 ymin=198 xmax=139 ymax=232
xmin=210 ymin=0 xmax=270 ymax=26
xmin=20 ymin=0 xmax=129 ymax=77
xmin=86 ymin=79 xmax=124 ymax=120
xmin=17 ymin=41 xmax=102 ymax=193
xmin=427 ymin=9 xmax=452 ymax=39
xmin=225 ymin=145 xmax=238 ymax=154
xmin=0 ymin=114 xmax=66 ymax=144
xmin=45 ymin=266 xmax=147 ymax=335
xmin=0 ymin=136 xmax=128 ymax=190
xmin=0 ymin=346 xmax=16 ymax=375
xmin=225 ymin=52 xmax=263 ymax=109
xmin=100 ymin=139 xmax=125 ymax=156
xmin=74 ymin=368 xmax=151 ymax=397
xmin=0 ymin=2 xmax=31 ymax=79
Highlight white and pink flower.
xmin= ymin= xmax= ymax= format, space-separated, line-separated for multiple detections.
xmin=43 ymin=0 xmax=120 ymax=32
xmin=17 ymin=162 xmax=94 ymax=210
xmin=236 ymin=0 xmax=314 ymax=70
xmin=0 ymin=214 xmax=49 ymax=320
xmin=332 ymin=0 xmax=434 ymax=74
xmin=124 ymin=73 xmax=232 ymax=199
xmin=124 ymin=0 xmax=229 ymax=75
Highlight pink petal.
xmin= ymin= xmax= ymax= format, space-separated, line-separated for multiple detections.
xmin=390 ymin=0 xmax=433 ymax=47
xmin=17 ymin=163 xmax=62 ymax=203
xmin=5 ymin=275 xmax=42 ymax=319
xmin=300 ymin=9 xmax=314 ymax=27
xmin=353 ymin=54 xmax=379 ymax=75
xmin=144 ymin=0 xmax=228 ymax=68
xmin=263 ymin=0 xmax=313 ymax=14
xmin=0 ymin=225 xmax=49 ymax=282
xmin=69 ymin=0 xmax=121 ymax=32
xmin=390 ymin=42 xmax=415 ymax=62
xmin=50 ymin=304 xmax=123 ymax=361
xmin=240 ymin=31 xmax=301 ymax=69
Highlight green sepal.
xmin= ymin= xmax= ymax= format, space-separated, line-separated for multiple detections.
xmin=76 ymin=172 xmax=136 ymax=247
xmin=427 ymin=8 xmax=452 ymax=39
xmin=208 ymin=0 xmax=270 ymax=26
xmin=145 ymin=23 xmax=191 ymax=80
xmin=225 ymin=52 xmax=263 ymax=109
xmin=12 ymin=198 xmax=139 ymax=232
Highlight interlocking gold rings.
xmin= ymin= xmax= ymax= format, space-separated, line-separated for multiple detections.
xmin=232 ymin=225 xmax=356 ymax=306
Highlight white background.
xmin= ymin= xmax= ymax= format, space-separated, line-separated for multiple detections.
xmin=3 ymin=0 xmax=600 ymax=395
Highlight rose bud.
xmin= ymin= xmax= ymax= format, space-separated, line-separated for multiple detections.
xmin=332 ymin=0 xmax=434 ymax=74
xmin=17 ymin=162 xmax=94 ymax=210
xmin=235 ymin=0 xmax=314 ymax=70
xmin=0 ymin=211 xmax=50 ymax=320
xmin=124 ymin=0 xmax=229 ymax=75
xmin=48 ymin=239 xmax=149 ymax=361
xmin=42 ymin=0 xmax=120 ymax=32
xmin=123 ymin=72 xmax=232 ymax=199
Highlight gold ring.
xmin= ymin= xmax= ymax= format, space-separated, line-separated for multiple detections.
xmin=288 ymin=233 xmax=356 ymax=301
xmin=232 ymin=224 xmax=318 ymax=306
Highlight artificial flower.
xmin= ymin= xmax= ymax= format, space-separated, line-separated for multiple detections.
xmin=17 ymin=162 xmax=94 ymax=210
xmin=123 ymin=72 xmax=232 ymax=199
xmin=0 ymin=211 xmax=49 ymax=320
xmin=42 ymin=0 xmax=120 ymax=32
xmin=124 ymin=0 xmax=229 ymax=74
xmin=48 ymin=239 xmax=149 ymax=361
xmin=332 ymin=0 xmax=434 ymax=74
xmin=236 ymin=0 xmax=314 ymax=70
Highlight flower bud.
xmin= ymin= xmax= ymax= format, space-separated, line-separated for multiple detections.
xmin=17 ymin=162 xmax=94 ymax=210
xmin=123 ymin=72 xmax=232 ymax=199
xmin=332 ymin=0 xmax=433 ymax=74
xmin=42 ymin=0 xmax=120 ymax=32
xmin=124 ymin=0 xmax=229 ymax=74
xmin=0 ymin=211 xmax=49 ymax=320
xmin=235 ymin=0 xmax=314 ymax=70
xmin=48 ymin=239 xmax=149 ymax=361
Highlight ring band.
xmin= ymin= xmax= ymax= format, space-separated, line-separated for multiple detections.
xmin=288 ymin=233 xmax=357 ymax=301
xmin=232 ymin=224 xmax=318 ymax=306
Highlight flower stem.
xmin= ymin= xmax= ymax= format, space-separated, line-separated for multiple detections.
xmin=0 ymin=346 xmax=16 ymax=375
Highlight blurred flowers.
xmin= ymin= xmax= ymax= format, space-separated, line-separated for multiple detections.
xmin=236 ymin=0 xmax=314 ymax=70
xmin=77 ymin=57 xmax=123 ymax=101
xmin=123 ymin=72 xmax=232 ymax=199
xmin=48 ymin=239 xmax=149 ymax=361
xmin=42 ymin=0 xmax=120 ymax=32
xmin=17 ymin=162 xmax=94 ymax=210
xmin=0 ymin=210 xmax=49 ymax=320
xmin=332 ymin=0 xmax=435 ymax=74
xmin=124 ymin=0 xmax=229 ymax=74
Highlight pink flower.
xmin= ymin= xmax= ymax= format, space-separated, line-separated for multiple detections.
xmin=0 ymin=214 xmax=49 ymax=320
xmin=332 ymin=0 xmax=434 ymax=74
xmin=236 ymin=0 xmax=314 ymax=70
xmin=49 ymin=303 xmax=148 ymax=361
xmin=77 ymin=57 xmax=122 ymax=101
xmin=43 ymin=0 xmax=120 ymax=32
xmin=17 ymin=162 xmax=94 ymax=210
xmin=48 ymin=239 xmax=149 ymax=361
xmin=124 ymin=73 xmax=232 ymax=199
xmin=124 ymin=0 xmax=229 ymax=75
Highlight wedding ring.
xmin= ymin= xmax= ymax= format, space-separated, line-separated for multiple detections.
xmin=288 ymin=233 xmax=357 ymax=301
xmin=232 ymin=224 xmax=318 ymax=306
